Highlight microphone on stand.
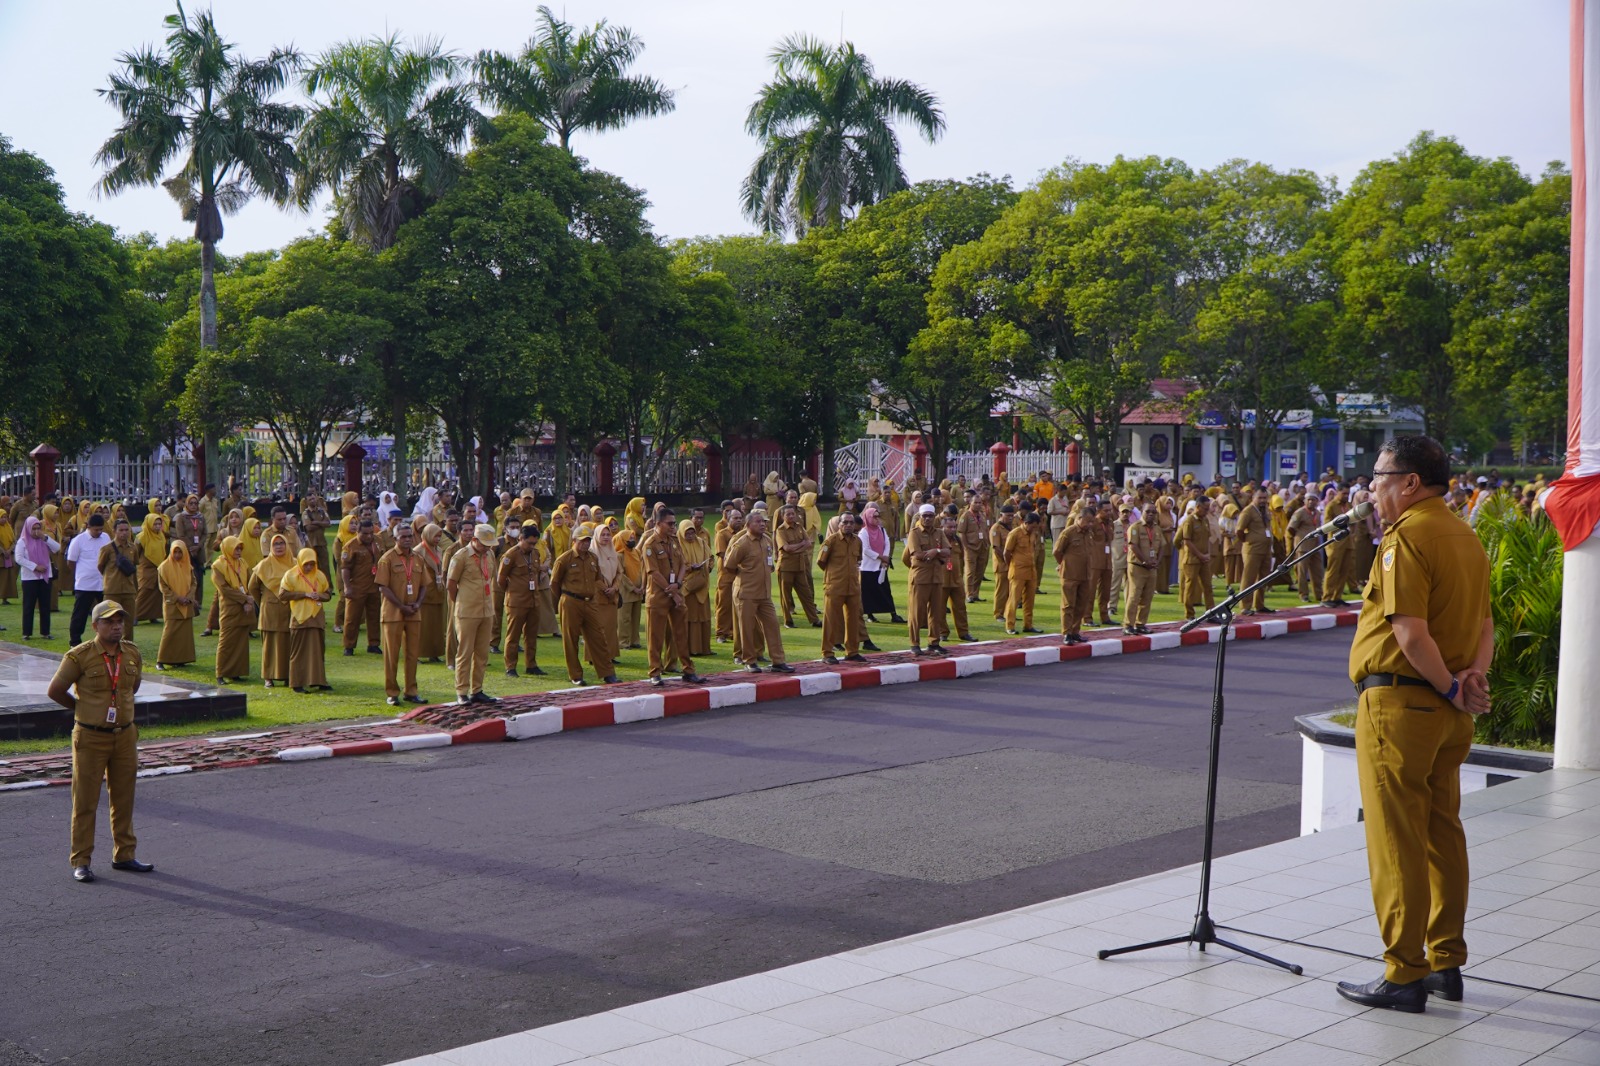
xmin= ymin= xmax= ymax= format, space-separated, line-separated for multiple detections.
xmin=1314 ymin=500 xmax=1373 ymax=540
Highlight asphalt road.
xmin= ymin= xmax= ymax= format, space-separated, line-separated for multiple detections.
xmin=0 ymin=628 xmax=1357 ymax=1066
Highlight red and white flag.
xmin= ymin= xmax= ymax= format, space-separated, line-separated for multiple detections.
xmin=1546 ymin=0 xmax=1600 ymax=549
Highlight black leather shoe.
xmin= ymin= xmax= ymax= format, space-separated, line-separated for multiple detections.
xmin=457 ymin=696 xmax=474 ymax=707
xmin=386 ymin=696 xmax=401 ymax=707
xmin=529 ymin=666 xmax=545 ymax=675
xmin=650 ymin=676 xmax=665 ymax=687
xmin=367 ymin=645 xmax=381 ymax=654
xmin=861 ymin=642 xmax=881 ymax=652
xmin=910 ymin=645 xmax=924 ymax=656
xmin=1336 ymin=975 xmax=1426 ymax=1013
xmin=489 ymin=644 xmax=502 ymax=655
xmin=344 ymin=648 xmax=355 ymax=656
xmin=682 ymin=672 xmax=703 ymax=684
xmin=1423 ymin=968 xmax=1463 ymax=1001
xmin=744 ymin=663 xmax=763 ymax=673
xmin=602 ymin=675 xmax=619 ymax=684
xmin=1023 ymin=627 xmax=1042 ymax=634
xmin=404 ymin=695 xmax=425 ymax=704
xmin=823 ymin=656 xmax=839 ymax=665
xmin=471 ymin=691 xmax=501 ymax=704
xmin=844 ymin=653 xmax=867 ymax=663
xmin=111 ymin=859 xmax=154 ymax=873
xmin=959 ymin=633 xmax=976 ymax=642
xmin=505 ymin=668 xmax=518 ymax=678
xmin=770 ymin=662 xmax=796 ymax=674
xmin=72 ymin=866 xmax=95 ymax=883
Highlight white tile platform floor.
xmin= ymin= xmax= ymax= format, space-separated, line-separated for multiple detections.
xmin=392 ymin=769 xmax=1600 ymax=1066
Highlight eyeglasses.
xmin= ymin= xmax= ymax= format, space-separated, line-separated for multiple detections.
xmin=1369 ymin=469 xmax=1414 ymax=481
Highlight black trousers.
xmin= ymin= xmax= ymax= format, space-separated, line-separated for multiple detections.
xmin=69 ymin=590 xmax=104 ymax=645
xmin=21 ymin=579 xmax=51 ymax=638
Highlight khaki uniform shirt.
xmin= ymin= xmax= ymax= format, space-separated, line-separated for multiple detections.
xmin=775 ymin=521 xmax=812 ymax=574
xmin=341 ymin=541 xmax=380 ymax=595
xmin=724 ymin=531 xmax=775 ymax=601
xmin=1054 ymin=526 xmax=1093 ymax=582
xmin=375 ymin=546 xmax=423 ymax=622
xmin=1348 ymin=496 xmax=1490 ymax=684
xmin=52 ymin=639 xmax=143 ymax=727
xmin=990 ymin=520 xmax=1014 ymax=568
xmin=174 ymin=510 xmax=206 ymax=560
xmin=1174 ymin=515 xmax=1208 ymax=568
xmin=550 ymin=547 xmax=601 ymax=603
xmin=1003 ymin=525 xmax=1035 ymax=576
xmin=643 ymin=534 xmax=686 ymax=606
xmin=1089 ymin=521 xmax=1112 ymax=572
xmin=1237 ymin=504 xmax=1271 ymax=551
xmin=817 ymin=531 xmax=862 ymax=596
xmin=261 ymin=523 xmax=303 ymax=558
xmin=904 ymin=524 xmax=948 ymax=586
xmin=957 ymin=508 xmax=987 ymax=552
xmin=448 ymin=544 xmax=498 ymax=619
xmin=1127 ymin=521 xmax=1160 ymax=568
xmin=498 ymin=545 xmax=541 ymax=609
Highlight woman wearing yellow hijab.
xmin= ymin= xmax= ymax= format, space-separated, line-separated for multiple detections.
xmin=545 ymin=511 xmax=572 ymax=567
xmin=1219 ymin=500 xmax=1242 ymax=590
xmin=0 ymin=509 xmax=16 ymax=604
xmin=135 ymin=512 xmax=169 ymax=623
xmin=418 ymin=523 xmax=449 ymax=662
xmin=616 ymin=530 xmax=644 ymax=650
xmin=624 ymin=497 xmax=646 ymax=539
xmin=280 ymin=547 xmax=332 ymax=692
xmin=155 ymin=541 xmax=197 ymax=668
xmin=239 ymin=517 xmax=264 ymax=571
xmin=249 ymin=534 xmax=296 ymax=687
xmin=203 ymin=509 xmax=244 ymax=636
xmin=38 ymin=503 xmax=68 ymax=613
xmin=679 ymin=519 xmax=713 ymax=656
xmin=1268 ymin=493 xmax=1291 ymax=584
xmin=211 ymin=536 xmax=255 ymax=683
xmin=798 ymin=491 xmax=822 ymax=540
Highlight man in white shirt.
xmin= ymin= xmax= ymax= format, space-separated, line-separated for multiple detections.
xmin=66 ymin=513 xmax=109 ymax=645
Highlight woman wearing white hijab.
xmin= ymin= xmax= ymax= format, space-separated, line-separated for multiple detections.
xmin=376 ymin=491 xmax=400 ymax=527
xmin=412 ymin=486 xmax=439 ymax=519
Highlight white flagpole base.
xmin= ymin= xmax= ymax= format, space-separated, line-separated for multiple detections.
xmin=1555 ymin=531 xmax=1600 ymax=769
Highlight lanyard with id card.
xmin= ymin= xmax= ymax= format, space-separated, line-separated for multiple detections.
xmin=101 ymin=652 xmax=122 ymax=724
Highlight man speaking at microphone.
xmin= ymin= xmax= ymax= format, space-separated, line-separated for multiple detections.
xmin=1338 ymin=435 xmax=1492 ymax=1013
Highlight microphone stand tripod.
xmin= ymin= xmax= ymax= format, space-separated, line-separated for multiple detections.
xmin=1097 ymin=526 xmax=1351 ymax=975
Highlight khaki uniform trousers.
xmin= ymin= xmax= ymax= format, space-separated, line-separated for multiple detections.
xmin=1060 ymin=578 xmax=1091 ymax=636
xmin=446 ymin=596 xmax=458 ymax=666
xmin=964 ymin=547 xmax=986 ymax=599
xmin=491 ymin=585 xmax=506 ymax=647
xmin=778 ymin=570 xmax=820 ymax=626
xmin=907 ymin=582 xmax=940 ymax=647
xmin=1090 ymin=568 xmax=1112 ymax=621
xmin=939 ymin=585 xmax=967 ymax=640
xmin=1005 ymin=570 xmax=1036 ymax=630
xmin=558 ymin=594 xmax=609 ymax=682
xmin=715 ymin=579 xmax=736 ymax=641
xmin=1295 ymin=540 xmax=1325 ymax=600
xmin=1240 ymin=548 xmax=1271 ymax=610
xmin=71 ymin=723 xmax=138 ymax=868
xmin=736 ymin=597 xmax=785 ymax=665
xmin=648 ymin=600 xmax=691 ymax=678
xmin=382 ymin=618 xmax=421 ymax=698
xmin=992 ymin=563 xmax=1010 ymax=622
xmin=343 ymin=591 xmax=382 ymax=651
xmin=453 ymin=613 xmax=493 ymax=696
xmin=821 ymin=591 xmax=862 ymax=657
xmin=1355 ymin=684 xmax=1473 ymax=984
xmin=1125 ymin=563 xmax=1156 ymax=626
xmin=504 ymin=604 xmax=538 ymax=671
xmin=1322 ymin=541 xmax=1353 ymax=602
xmin=1109 ymin=557 xmax=1125 ymax=615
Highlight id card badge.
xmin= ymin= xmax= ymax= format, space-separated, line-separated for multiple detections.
xmin=529 ymin=580 xmax=536 ymax=591
xmin=1104 ymin=546 xmax=1111 ymax=554
xmin=406 ymin=583 xmax=414 ymax=597
xmin=105 ymin=707 xmax=117 ymax=724
xmin=670 ymin=572 xmax=677 ymax=584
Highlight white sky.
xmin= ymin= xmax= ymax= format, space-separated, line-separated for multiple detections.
xmin=0 ymin=0 xmax=1571 ymax=252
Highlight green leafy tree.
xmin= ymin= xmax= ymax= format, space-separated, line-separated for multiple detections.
xmin=742 ymin=36 xmax=945 ymax=236
xmin=1178 ymin=161 xmax=1336 ymax=474
xmin=1327 ymin=132 xmax=1531 ymax=448
xmin=390 ymin=116 xmax=610 ymax=496
xmin=0 ymin=137 xmax=159 ymax=457
xmin=297 ymin=32 xmax=489 ymax=490
xmin=473 ymin=5 xmax=675 ymax=152
xmin=180 ymin=238 xmax=388 ymax=492
xmin=932 ymin=156 xmax=1196 ymax=475
xmin=95 ymin=1 xmax=302 ymax=356
xmin=816 ymin=177 xmax=1018 ymax=475
xmin=1449 ymin=165 xmax=1570 ymax=462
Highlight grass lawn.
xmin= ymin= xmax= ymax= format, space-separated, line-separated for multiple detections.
xmin=0 ymin=527 xmax=1330 ymax=755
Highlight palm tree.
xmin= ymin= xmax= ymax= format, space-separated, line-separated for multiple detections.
xmin=296 ymin=33 xmax=488 ymax=492
xmin=297 ymin=34 xmax=489 ymax=251
xmin=96 ymin=1 xmax=303 ymax=353
xmin=473 ymin=5 xmax=676 ymax=152
xmin=742 ymin=36 xmax=945 ymax=236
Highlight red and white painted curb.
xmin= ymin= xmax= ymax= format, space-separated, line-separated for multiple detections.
xmin=0 ymin=609 xmax=1355 ymax=789
xmin=277 ymin=610 xmax=1358 ymax=758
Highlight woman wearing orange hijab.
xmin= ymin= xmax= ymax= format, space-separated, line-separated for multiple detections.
xmin=211 ymin=536 xmax=255 ymax=682
xmin=280 ymin=548 xmax=332 ymax=692
xmin=156 ymin=541 xmax=197 ymax=668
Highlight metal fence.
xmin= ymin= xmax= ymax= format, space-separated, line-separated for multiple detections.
xmin=831 ymin=440 xmax=1095 ymax=489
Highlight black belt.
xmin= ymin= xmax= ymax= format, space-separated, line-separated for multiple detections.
xmin=1355 ymin=673 xmax=1433 ymax=695
xmin=561 ymin=591 xmax=591 ymax=601
xmin=76 ymin=720 xmax=132 ymax=734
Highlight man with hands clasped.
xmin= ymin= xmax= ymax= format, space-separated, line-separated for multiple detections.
xmin=1338 ymin=435 xmax=1493 ymax=1015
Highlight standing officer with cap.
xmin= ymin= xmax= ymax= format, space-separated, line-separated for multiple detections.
xmin=1338 ymin=435 xmax=1492 ymax=1013
xmin=47 ymin=600 xmax=152 ymax=883
xmin=643 ymin=509 xmax=703 ymax=686
xmin=446 ymin=523 xmax=502 ymax=706
xmin=902 ymin=503 xmax=949 ymax=655
xmin=1236 ymin=488 xmax=1276 ymax=616
xmin=551 ymin=523 xmax=617 ymax=685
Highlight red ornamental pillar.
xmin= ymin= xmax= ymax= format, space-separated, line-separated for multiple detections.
xmin=1012 ymin=416 xmax=1021 ymax=452
xmin=911 ymin=437 xmax=928 ymax=480
xmin=594 ymin=440 xmax=617 ymax=496
xmin=989 ymin=441 xmax=1011 ymax=482
xmin=30 ymin=444 xmax=59 ymax=499
xmin=704 ymin=442 xmax=723 ymax=496
xmin=806 ymin=450 xmax=820 ymax=481
xmin=1067 ymin=441 xmax=1082 ymax=478
xmin=341 ymin=442 xmax=365 ymax=497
